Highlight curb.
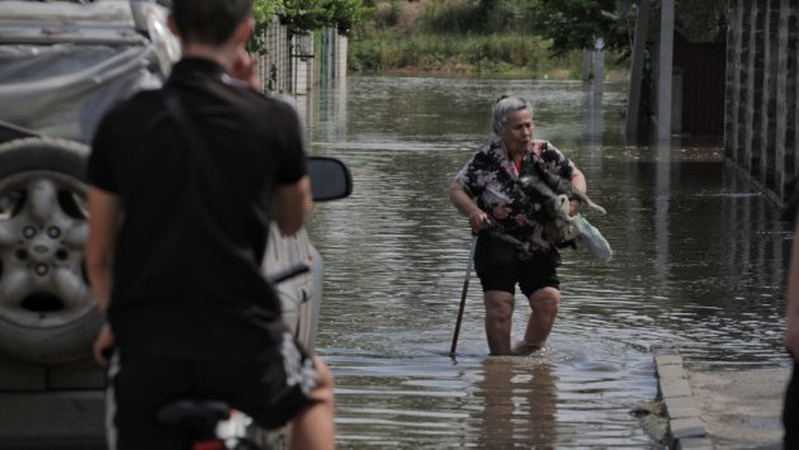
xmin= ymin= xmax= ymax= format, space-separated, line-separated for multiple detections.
xmin=654 ymin=351 xmax=715 ymax=450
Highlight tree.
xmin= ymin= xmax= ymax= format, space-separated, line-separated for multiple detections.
xmin=249 ymin=0 xmax=367 ymax=54
xmin=278 ymin=0 xmax=366 ymax=36
xmin=531 ymin=0 xmax=726 ymax=57
xmin=531 ymin=0 xmax=636 ymax=57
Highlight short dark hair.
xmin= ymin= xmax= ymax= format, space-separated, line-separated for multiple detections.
xmin=171 ymin=0 xmax=254 ymax=46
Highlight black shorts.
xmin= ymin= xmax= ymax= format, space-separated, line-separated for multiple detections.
xmin=109 ymin=331 xmax=317 ymax=450
xmin=474 ymin=233 xmax=560 ymax=297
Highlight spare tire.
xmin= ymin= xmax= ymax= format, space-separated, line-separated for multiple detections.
xmin=0 ymin=137 xmax=101 ymax=364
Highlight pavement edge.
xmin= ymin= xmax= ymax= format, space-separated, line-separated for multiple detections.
xmin=654 ymin=349 xmax=715 ymax=450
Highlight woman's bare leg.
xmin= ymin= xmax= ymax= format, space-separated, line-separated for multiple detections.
xmin=484 ymin=290 xmax=515 ymax=355
xmin=524 ymin=287 xmax=561 ymax=348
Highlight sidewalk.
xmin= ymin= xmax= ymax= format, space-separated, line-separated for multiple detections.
xmin=654 ymin=350 xmax=788 ymax=449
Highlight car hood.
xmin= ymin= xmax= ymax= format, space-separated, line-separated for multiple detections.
xmin=0 ymin=0 xmax=179 ymax=143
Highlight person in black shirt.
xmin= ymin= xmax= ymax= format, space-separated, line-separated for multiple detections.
xmin=784 ymin=179 xmax=799 ymax=446
xmin=85 ymin=1 xmax=335 ymax=448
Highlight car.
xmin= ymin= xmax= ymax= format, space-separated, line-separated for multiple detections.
xmin=0 ymin=1 xmax=351 ymax=448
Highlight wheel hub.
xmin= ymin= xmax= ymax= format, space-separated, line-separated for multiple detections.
xmin=0 ymin=172 xmax=92 ymax=327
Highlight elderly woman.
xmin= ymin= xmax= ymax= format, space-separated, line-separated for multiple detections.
xmin=449 ymin=94 xmax=587 ymax=356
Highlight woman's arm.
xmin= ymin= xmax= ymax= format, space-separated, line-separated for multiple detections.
xmin=450 ymin=181 xmax=488 ymax=232
xmin=569 ymin=167 xmax=587 ymax=216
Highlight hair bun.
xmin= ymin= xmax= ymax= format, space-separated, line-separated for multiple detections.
xmin=494 ymin=93 xmax=512 ymax=104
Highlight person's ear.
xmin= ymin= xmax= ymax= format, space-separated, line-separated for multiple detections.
xmin=167 ymin=14 xmax=179 ymax=37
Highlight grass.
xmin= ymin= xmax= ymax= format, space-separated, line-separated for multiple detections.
xmin=348 ymin=0 xmax=628 ymax=79
xmin=349 ymin=32 xmax=588 ymax=77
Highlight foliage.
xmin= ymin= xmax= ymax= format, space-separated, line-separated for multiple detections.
xmin=676 ymin=0 xmax=727 ymax=43
xmin=531 ymin=0 xmax=636 ymax=57
xmin=278 ymin=0 xmax=367 ymax=37
xmin=417 ymin=0 xmax=533 ymax=35
xmin=253 ymin=0 xmax=285 ymax=23
xmin=371 ymin=0 xmax=403 ymax=28
xmin=531 ymin=0 xmax=727 ymax=57
xmin=349 ymin=32 xmax=584 ymax=77
xmin=348 ymin=0 xmax=633 ymax=77
xmin=249 ymin=0 xmax=284 ymax=54
xmin=248 ymin=0 xmax=368 ymax=53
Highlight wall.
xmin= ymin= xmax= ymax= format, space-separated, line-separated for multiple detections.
xmin=725 ymin=0 xmax=797 ymax=205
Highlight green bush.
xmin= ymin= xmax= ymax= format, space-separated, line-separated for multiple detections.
xmin=349 ymin=32 xmax=582 ymax=76
xmin=348 ymin=0 xmax=628 ymax=77
xmin=417 ymin=0 xmax=534 ymax=35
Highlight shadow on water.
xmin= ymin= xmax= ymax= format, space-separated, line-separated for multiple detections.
xmin=299 ymin=76 xmax=789 ymax=448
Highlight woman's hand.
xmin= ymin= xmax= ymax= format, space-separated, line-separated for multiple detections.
xmin=468 ymin=210 xmax=489 ymax=233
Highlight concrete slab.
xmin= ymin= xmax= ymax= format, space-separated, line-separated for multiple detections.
xmin=671 ymin=416 xmax=706 ymax=440
xmin=658 ymin=363 xmax=688 ymax=381
xmin=655 ymin=354 xmax=684 ymax=366
xmin=655 ymin=349 xmax=789 ymax=449
xmin=676 ymin=436 xmax=714 ymax=450
xmin=663 ymin=395 xmax=701 ymax=420
xmin=660 ymin=378 xmax=693 ymax=399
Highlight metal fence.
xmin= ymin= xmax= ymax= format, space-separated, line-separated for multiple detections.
xmin=256 ymin=19 xmax=348 ymax=95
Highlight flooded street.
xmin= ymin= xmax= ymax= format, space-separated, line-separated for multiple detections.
xmin=301 ymin=76 xmax=791 ymax=448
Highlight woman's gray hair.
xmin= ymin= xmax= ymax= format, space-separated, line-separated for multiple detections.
xmin=492 ymin=94 xmax=533 ymax=136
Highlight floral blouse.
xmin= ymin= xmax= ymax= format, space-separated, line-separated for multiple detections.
xmin=454 ymin=137 xmax=575 ymax=248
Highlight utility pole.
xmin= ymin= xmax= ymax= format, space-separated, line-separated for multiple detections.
xmin=657 ymin=0 xmax=675 ymax=141
xmin=625 ymin=0 xmax=650 ymax=137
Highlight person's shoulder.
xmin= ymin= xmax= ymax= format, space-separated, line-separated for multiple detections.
xmin=258 ymin=91 xmax=300 ymax=114
xmin=108 ymin=88 xmax=161 ymax=115
xmin=235 ymin=88 xmax=301 ymax=123
xmin=479 ymin=137 xmax=502 ymax=154
xmin=96 ymin=89 xmax=161 ymax=130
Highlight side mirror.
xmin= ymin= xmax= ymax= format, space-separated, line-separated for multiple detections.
xmin=309 ymin=156 xmax=353 ymax=202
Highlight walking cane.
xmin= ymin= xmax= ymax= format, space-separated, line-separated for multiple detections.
xmin=449 ymin=235 xmax=478 ymax=358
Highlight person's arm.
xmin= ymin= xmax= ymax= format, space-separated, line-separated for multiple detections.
xmin=274 ymin=175 xmax=312 ymax=236
xmin=786 ymin=220 xmax=799 ymax=361
xmin=449 ymin=181 xmax=488 ymax=233
xmin=85 ymin=186 xmax=122 ymax=366
xmin=86 ymin=187 xmax=121 ymax=312
xmin=569 ymin=166 xmax=587 ymax=216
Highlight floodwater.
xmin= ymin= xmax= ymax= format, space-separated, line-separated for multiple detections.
xmin=300 ymin=76 xmax=791 ymax=448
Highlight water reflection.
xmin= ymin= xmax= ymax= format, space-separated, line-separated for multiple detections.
xmin=303 ymin=75 xmax=789 ymax=447
xmin=581 ymin=80 xmax=605 ymax=144
xmin=473 ymin=357 xmax=558 ymax=448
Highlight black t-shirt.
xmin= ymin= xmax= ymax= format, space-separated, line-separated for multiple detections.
xmin=87 ymin=58 xmax=307 ymax=361
xmin=786 ymin=176 xmax=799 ymax=225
